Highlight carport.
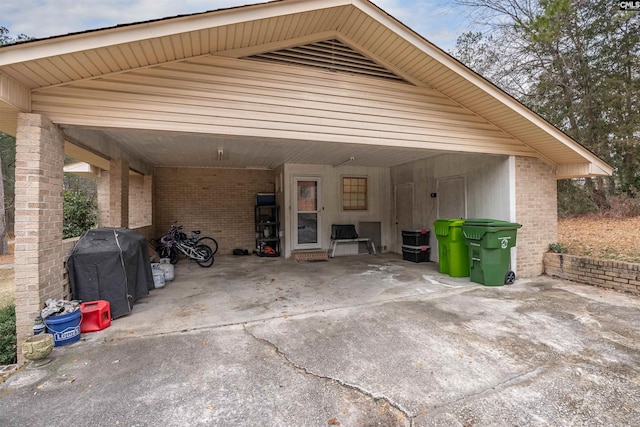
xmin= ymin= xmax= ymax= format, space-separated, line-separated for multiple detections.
xmin=0 ymin=0 xmax=612 ymax=354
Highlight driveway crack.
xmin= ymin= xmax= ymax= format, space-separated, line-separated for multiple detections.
xmin=243 ymin=324 xmax=415 ymax=426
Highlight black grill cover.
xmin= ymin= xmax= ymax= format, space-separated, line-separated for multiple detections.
xmin=67 ymin=228 xmax=154 ymax=319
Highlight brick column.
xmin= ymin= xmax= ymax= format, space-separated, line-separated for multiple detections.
xmin=14 ymin=113 xmax=65 ymax=361
xmin=97 ymin=169 xmax=110 ymax=227
xmin=109 ymin=159 xmax=129 ymax=228
xmin=515 ymin=156 xmax=558 ymax=277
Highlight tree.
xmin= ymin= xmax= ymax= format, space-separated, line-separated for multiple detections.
xmin=0 ymin=27 xmax=29 ymax=253
xmin=453 ymin=0 xmax=640 ymax=214
xmin=0 ymin=26 xmax=29 ymax=45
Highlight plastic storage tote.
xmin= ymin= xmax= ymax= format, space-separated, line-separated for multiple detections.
xmin=462 ymin=219 xmax=522 ymax=286
xmin=402 ymin=245 xmax=431 ymax=263
xmin=433 ymin=219 xmax=469 ymax=277
xmin=401 ymin=229 xmax=430 ymax=246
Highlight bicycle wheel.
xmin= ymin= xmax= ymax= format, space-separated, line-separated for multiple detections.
xmin=197 ymin=237 xmax=218 ymax=255
xmin=159 ymin=246 xmax=179 ymax=265
xmin=194 ymin=245 xmax=214 ymax=268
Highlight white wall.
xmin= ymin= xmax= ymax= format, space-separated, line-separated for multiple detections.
xmin=283 ymin=163 xmax=391 ymax=258
xmin=280 ymin=153 xmax=511 ymax=259
xmin=391 ymin=153 xmax=511 ymax=259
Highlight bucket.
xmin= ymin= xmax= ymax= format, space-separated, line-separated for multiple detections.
xmin=44 ymin=310 xmax=81 ymax=347
xmin=158 ymin=262 xmax=174 ymax=281
xmin=152 ymin=270 xmax=166 ymax=288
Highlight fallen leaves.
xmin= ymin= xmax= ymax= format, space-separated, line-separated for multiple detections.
xmin=558 ymin=216 xmax=640 ymax=263
xmin=328 ymin=417 xmax=340 ymax=425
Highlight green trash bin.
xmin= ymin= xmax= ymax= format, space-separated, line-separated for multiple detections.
xmin=462 ymin=219 xmax=522 ymax=286
xmin=433 ymin=219 xmax=469 ymax=277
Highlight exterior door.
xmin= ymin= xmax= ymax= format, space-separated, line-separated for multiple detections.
xmin=293 ymin=177 xmax=322 ymax=250
xmin=394 ymin=183 xmax=414 ymax=253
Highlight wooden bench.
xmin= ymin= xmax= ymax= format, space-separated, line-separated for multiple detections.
xmin=329 ymin=224 xmax=377 ymax=258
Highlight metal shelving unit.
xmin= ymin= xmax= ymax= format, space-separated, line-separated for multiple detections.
xmin=255 ymin=202 xmax=280 ymax=257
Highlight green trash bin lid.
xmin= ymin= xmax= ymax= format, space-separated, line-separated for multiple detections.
xmin=434 ymin=218 xmax=465 ymax=236
xmin=462 ymin=219 xmax=522 ymax=241
xmin=463 ymin=218 xmax=521 ymax=228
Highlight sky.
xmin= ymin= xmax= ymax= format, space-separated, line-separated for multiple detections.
xmin=0 ymin=0 xmax=480 ymax=52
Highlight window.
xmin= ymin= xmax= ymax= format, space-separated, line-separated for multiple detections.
xmin=342 ymin=176 xmax=367 ymax=210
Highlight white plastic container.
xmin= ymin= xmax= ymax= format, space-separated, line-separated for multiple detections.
xmin=158 ymin=262 xmax=174 ymax=281
xmin=152 ymin=270 xmax=166 ymax=288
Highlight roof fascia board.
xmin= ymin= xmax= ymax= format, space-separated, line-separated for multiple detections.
xmin=0 ymin=0 xmax=353 ymax=67
xmin=351 ymin=0 xmax=613 ymax=176
xmin=556 ymin=162 xmax=611 ymax=179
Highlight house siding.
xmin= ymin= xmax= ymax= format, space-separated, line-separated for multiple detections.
xmin=31 ymin=56 xmax=537 ymax=158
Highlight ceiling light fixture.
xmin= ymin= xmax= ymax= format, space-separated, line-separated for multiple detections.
xmin=334 ymin=156 xmax=355 ymax=167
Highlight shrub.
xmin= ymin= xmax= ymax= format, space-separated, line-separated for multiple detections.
xmin=548 ymin=242 xmax=568 ymax=254
xmin=0 ymin=304 xmax=16 ymax=365
xmin=606 ymin=196 xmax=640 ymax=218
xmin=63 ymin=189 xmax=97 ymax=239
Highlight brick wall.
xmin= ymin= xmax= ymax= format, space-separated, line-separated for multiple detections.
xmin=97 ymin=170 xmax=110 ymax=227
xmin=515 ymin=157 xmax=557 ymax=277
xmin=109 ymin=159 xmax=129 ymax=228
xmin=14 ymin=113 xmax=66 ymax=357
xmin=129 ymin=174 xmax=152 ymax=228
xmin=544 ymin=252 xmax=640 ymax=295
xmin=153 ymin=167 xmax=275 ymax=254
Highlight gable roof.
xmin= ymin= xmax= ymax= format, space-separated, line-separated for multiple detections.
xmin=0 ymin=0 xmax=612 ymax=177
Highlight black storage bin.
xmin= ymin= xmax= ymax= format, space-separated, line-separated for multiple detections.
xmin=402 ymin=229 xmax=430 ymax=246
xmin=402 ymin=245 xmax=431 ymax=263
xmin=256 ymin=193 xmax=276 ymax=206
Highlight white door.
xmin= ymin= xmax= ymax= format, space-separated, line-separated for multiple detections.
xmin=394 ymin=183 xmax=414 ymax=253
xmin=437 ymin=176 xmax=467 ymax=218
xmin=293 ymin=177 xmax=322 ymax=250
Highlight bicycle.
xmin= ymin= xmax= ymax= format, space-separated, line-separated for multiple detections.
xmin=188 ymin=230 xmax=218 ymax=255
xmin=162 ymin=222 xmax=219 ymax=255
xmin=157 ymin=224 xmax=214 ymax=268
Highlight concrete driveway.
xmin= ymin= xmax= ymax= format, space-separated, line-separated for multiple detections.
xmin=2 ymin=254 xmax=640 ymax=426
